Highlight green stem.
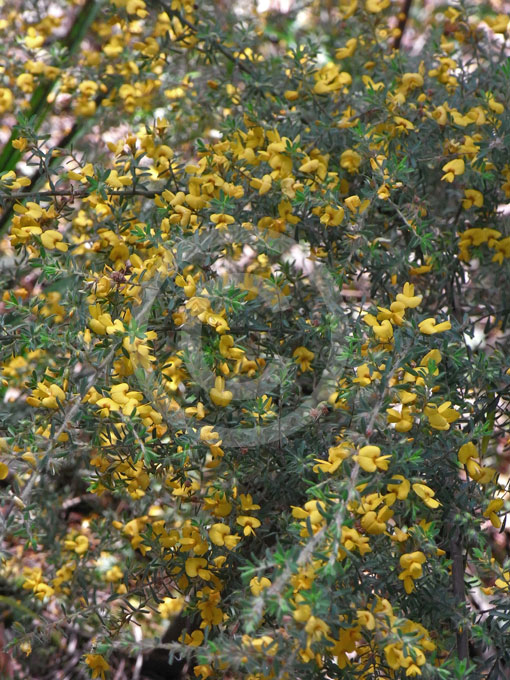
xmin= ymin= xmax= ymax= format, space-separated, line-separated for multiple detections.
xmin=481 ymin=390 xmax=495 ymax=457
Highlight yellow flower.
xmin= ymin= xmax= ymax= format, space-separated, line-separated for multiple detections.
xmin=320 ymin=205 xmax=344 ymax=226
xmin=26 ymin=381 xmax=66 ymax=409
xmin=336 ymin=38 xmax=357 ymax=60
xmin=424 ymin=401 xmax=459 ymax=431
xmin=209 ymin=375 xmax=233 ymax=407
xmin=284 ymin=89 xmax=299 ymax=101
xmin=185 ymin=296 xmax=211 ymax=317
xmin=64 ymin=534 xmax=89 ymax=555
xmin=88 ymin=304 xmax=125 ymax=336
xmin=200 ymin=426 xmax=220 ymax=442
xmin=84 ymin=654 xmax=110 ymax=680
xmin=366 ymin=0 xmax=390 ymax=12
xmin=418 ymin=317 xmax=451 ymax=334
xmin=106 ymin=169 xmax=132 ymax=188
xmin=183 ymin=630 xmax=204 ymax=646
xmin=401 ymin=72 xmax=424 ymax=92
xmin=175 ymin=274 xmax=196 ymax=297
xmin=0 ymin=87 xmax=14 ymax=112
xmin=185 ymin=557 xmax=209 ymax=578
xmin=441 ymin=158 xmax=465 ymax=182
xmin=487 ymin=94 xmax=504 ymax=114
xmin=462 ymin=189 xmax=483 ymax=210
xmin=240 ymin=494 xmax=261 ymax=511
xmin=340 ymin=149 xmax=362 ymax=173
xmin=314 ymin=442 xmax=350 ymax=474
xmin=387 ymin=405 xmax=414 ymax=432
xmin=305 ymin=616 xmax=330 ymax=643
xmin=293 ymin=602 xmax=312 ymax=622
xmin=293 ymin=346 xmax=314 ymax=372
xmin=249 ymin=576 xmax=271 ymax=596
xmin=483 ymin=499 xmax=504 ymax=528
xmin=40 ymin=230 xmax=68 ymax=252
xmin=208 ymin=523 xmax=240 ymax=548
xmin=211 ymin=213 xmax=235 ymax=231
xmin=344 ymin=194 xmax=361 ymax=211
xmin=396 ymin=282 xmax=422 ymax=309
xmin=458 ymin=442 xmax=478 ymax=464
xmin=104 ymin=565 xmax=123 ymax=583
xmin=398 ymin=551 xmax=426 ymax=593
xmin=372 ymin=319 xmax=394 ymax=342
xmin=339 ymin=0 xmax=358 ymax=19
xmin=16 ymin=73 xmax=35 ymax=93
xmin=19 ymin=641 xmax=32 ymax=656
xmin=377 ymin=184 xmax=391 ymax=200
xmin=412 ymin=483 xmax=440 ymax=509
xmin=485 ymin=14 xmax=509 ymax=34
xmin=158 ymin=596 xmax=185 ymax=618
xmin=340 ymin=526 xmax=371 ymax=556
xmin=250 ymin=174 xmax=272 ymax=194
xmin=361 ymin=507 xmax=392 ymax=534
xmin=387 ymin=475 xmax=410 ymax=500
xmin=353 ymin=445 xmax=390 ymax=472
xmin=237 ymin=515 xmax=261 ymax=536
xmin=393 ymin=116 xmax=415 ymax=133
xmin=357 ymin=609 xmax=375 ymax=630
xmin=299 ymin=158 xmax=320 ymax=173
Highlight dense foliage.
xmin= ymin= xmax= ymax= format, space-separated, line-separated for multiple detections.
xmin=1 ymin=0 xmax=510 ymax=678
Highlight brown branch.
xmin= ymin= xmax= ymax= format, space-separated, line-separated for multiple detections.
xmin=0 ymin=188 xmax=159 ymax=201
xmin=393 ymin=0 xmax=413 ymax=50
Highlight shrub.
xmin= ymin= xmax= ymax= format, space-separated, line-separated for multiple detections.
xmin=0 ymin=0 xmax=510 ymax=678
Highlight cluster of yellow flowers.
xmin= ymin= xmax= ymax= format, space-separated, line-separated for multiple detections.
xmin=0 ymin=0 xmax=509 ymax=678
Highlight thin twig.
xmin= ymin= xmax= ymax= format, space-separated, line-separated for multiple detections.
xmin=1 ymin=188 xmax=158 ymax=201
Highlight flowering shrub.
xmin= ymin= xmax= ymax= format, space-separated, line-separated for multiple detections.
xmin=1 ymin=0 xmax=510 ymax=678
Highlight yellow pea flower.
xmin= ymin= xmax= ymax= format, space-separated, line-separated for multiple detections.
xmin=209 ymin=376 xmax=233 ymax=407
xmin=361 ymin=507 xmax=392 ymax=534
xmin=441 ymin=158 xmax=465 ymax=182
xmin=424 ymin=401 xmax=459 ymax=431
xmin=344 ymin=194 xmax=361 ymax=211
xmin=236 ymin=515 xmax=261 ymax=536
xmin=366 ymin=0 xmax=390 ymax=13
xmin=398 ymin=551 xmax=426 ymax=593
xmin=40 ymin=230 xmax=68 ymax=252
xmin=293 ymin=346 xmax=314 ymax=372
xmin=372 ymin=319 xmax=394 ymax=342
xmin=249 ymin=576 xmax=271 ymax=596
xmin=412 ymin=483 xmax=440 ymax=508
xmin=483 ymin=499 xmax=504 ymax=528
xmin=0 ymin=87 xmax=13 ymax=112
xmin=158 ymin=596 xmax=185 ymax=618
xmin=387 ymin=475 xmax=410 ymax=500
xmin=336 ymin=38 xmax=357 ymax=60
xmin=340 ymin=149 xmax=362 ymax=173
xmin=356 ymin=609 xmax=375 ymax=630
xmin=185 ymin=557 xmax=209 ymax=578
xmin=353 ymin=445 xmax=390 ymax=472
xmin=458 ymin=442 xmax=478 ymax=464
xmin=462 ymin=189 xmax=483 ymax=210
xmin=418 ymin=318 xmax=451 ymax=334
xmin=84 ymin=654 xmax=110 ymax=680
xmin=396 ymin=282 xmax=422 ymax=309
xmin=208 ymin=523 xmax=231 ymax=546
